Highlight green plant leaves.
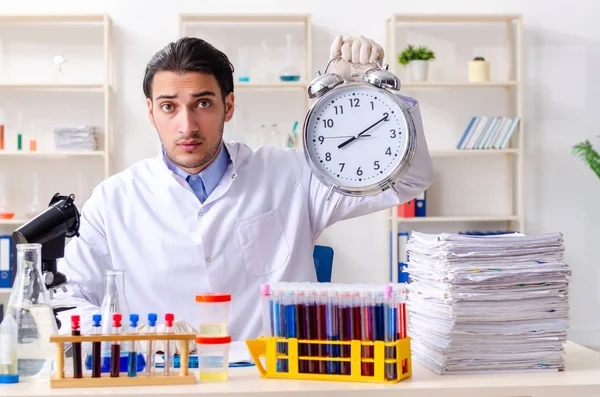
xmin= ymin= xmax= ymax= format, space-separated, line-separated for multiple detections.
xmin=572 ymin=140 xmax=600 ymax=180
xmin=397 ymin=44 xmax=436 ymax=65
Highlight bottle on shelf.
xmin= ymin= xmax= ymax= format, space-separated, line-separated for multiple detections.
xmin=24 ymin=171 xmax=43 ymax=219
xmin=0 ymin=171 xmax=14 ymax=220
xmin=279 ymin=33 xmax=301 ymax=82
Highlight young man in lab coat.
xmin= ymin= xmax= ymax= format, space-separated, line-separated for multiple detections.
xmin=55 ymin=35 xmax=434 ymax=343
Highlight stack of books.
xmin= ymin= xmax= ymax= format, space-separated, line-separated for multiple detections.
xmin=53 ymin=125 xmax=99 ymax=151
xmin=405 ymin=231 xmax=570 ymax=374
xmin=457 ymin=116 xmax=520 ymax=150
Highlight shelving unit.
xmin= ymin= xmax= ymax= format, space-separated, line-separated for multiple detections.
xmin=386 ymin=14 xmax=524 ymax=282
xmin=0 ymin=15 xmax=113 ymax=298
xmin=179 ymin=13 xmax=312 ymax=149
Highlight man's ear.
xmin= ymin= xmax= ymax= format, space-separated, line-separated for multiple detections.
xmin=224 ymin=92 xmax=235 ymax=122
xmin=147 ymin=98 xmax=156 ymax=128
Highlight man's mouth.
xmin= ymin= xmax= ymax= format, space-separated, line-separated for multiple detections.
xmin=178 ymin=141 xmax=201 ymax=151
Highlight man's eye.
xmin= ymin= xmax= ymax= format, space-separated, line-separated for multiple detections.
xmin=161 ymin=103 xmax=174 ymax=112
xmin=197 ymin=101 xmax=211 ymax=109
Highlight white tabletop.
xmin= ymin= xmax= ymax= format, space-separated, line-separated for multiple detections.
xmin=2 ymin=341 xmax=600 ymax=397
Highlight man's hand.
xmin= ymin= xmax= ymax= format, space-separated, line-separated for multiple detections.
xmin=136 ymin=319 xmax=198 ymax=354
xmin=329 ymin=35 xmax=385 ymax=82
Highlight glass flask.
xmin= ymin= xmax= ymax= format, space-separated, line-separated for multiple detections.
xmin=279 ymin=33 xmax=301 ymax=82
xmin=86 ymin=269 xmax=145 ymax=373
xmin=6 ymin=243 xmax=57 ymax=378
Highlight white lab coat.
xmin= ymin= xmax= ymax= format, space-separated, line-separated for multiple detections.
xmin=54 ymin=95 xmax=434 ymax=341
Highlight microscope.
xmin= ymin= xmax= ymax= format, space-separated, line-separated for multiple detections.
xmin=12 ymin=193 xmax=81 ymax=329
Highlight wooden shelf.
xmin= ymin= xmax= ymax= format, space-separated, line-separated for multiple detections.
xmin=0 ymin=151 xmax=105 ymax=158
xmin=0 ymin=14 xmax=108 ymax=24
xmin=388 ymin=14 xmax=521 ymax=23
xmin=0 ymin=219 xmax=27 ymax=226
xmin=235 ymin=82 xmax=307 ymax=90
xmin=396 ymin=216 xmax=519 ymax=223
xmin=180 ymin=13 xmax=310 ymax=23
xmin=430 ymin=149 xmax=519 ymax=157
xmin=0 ymin=82 xmax=108 ymax=92
xmin=402 ymin=81 xmax=519 ymax=89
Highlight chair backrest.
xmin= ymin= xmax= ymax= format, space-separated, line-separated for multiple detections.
xmin=313 ymin=245 xmax=334 ymax=283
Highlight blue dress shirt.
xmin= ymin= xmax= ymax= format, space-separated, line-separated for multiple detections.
xmin=163 ymin=144 xmax=230 ymax=203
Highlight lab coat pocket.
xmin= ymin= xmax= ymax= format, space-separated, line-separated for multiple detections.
xmin=236 ymin=208 xmax=290 ymax=277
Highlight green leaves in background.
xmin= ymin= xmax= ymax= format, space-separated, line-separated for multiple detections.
xmin=397 ymin=44 xmax=436 ymax=65
xmin=573 ymin=139 xmax=600 ymax=181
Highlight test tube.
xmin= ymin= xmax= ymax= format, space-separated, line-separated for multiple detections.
xmin=326 ymin=286 xmax=339 ymax=375
xmin=128 ymin=314 xmax=139 ymax=377
xmin=164 ymin=313 xmax=174 ymax=375
xmin=338 ymin=288 xmax=351 ymax=375
xmin=260 ymin=284 xmax=273 ymax=337
xmin=146 ymin=313 xmax=157 ymax=376
xmin=384 ymin=285 xmax=397 ymax=381
xmin=315 ymin=284 xmax=328 ymax=374
xmin=71 ymin=315 xmax=83 ymax=378
xmin=360 ymin=286 xmax=374 ymax=377
xmin=91 ymin=314 xmax=102 ymax=378
xmin=110 ymin=313 xmax=122 ymax=377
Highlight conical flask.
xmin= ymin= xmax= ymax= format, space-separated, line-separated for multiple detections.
xmin=6 ymin=243 xmax=57 ymax=378
xmin=99 ymin=270 xmax=130 ymax=351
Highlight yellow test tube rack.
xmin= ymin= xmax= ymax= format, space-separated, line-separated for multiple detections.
xmin=246 ymin=336 xmax=412 ymax=384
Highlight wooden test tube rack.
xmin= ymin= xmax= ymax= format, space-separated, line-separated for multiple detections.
xmin=49 ymin=333 xmax=197 ymax=388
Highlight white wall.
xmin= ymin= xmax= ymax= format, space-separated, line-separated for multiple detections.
xmin=1 ymin=0 xmax=599 ymax=349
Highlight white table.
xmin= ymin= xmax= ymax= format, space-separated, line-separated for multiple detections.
xmin=2 ymin=341 xmax=600 ymax=397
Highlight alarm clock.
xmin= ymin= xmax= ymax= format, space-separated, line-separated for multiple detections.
xmin=302 ymin=55 xmax=417 ymax=199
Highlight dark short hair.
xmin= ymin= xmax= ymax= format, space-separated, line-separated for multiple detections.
xmin=143 ymin=37 xmax=234 ymax=100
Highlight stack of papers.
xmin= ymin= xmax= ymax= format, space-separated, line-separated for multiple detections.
xmin=406 ymin=231 xmax=570 ymax=374
xmin=53 ymin=125 xmax=99 ymax=151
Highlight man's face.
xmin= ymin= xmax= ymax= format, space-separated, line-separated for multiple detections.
xmin=147 ymin=71 xmax=234 ymax=174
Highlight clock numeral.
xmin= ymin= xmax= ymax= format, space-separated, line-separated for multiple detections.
xmin=349 ymin=98 xmax=360 ymax=107
xmin=318 ymin=136 xmax=325 ymax=144
xmin=383 ymin=112 xmax=389 ymax=121
xmin=374 ymin=161 xmax=380 ymax=170
xmin=370 ymin=101 xmax=374 ymax=110
xmin=339 ymin=162 xmax=345 ymax=172
xmin=322 ymin=119 xmax=334 ymax=128
xmin=390 ymin=129 xmax=397 ymax=138
xmin=356 ymin=167 xmax=363 ymax=176
xmin=385 ymin=147 xmax=392 ymax=156
xmin=334 ymin=105 xmax=344 ymax=115
xmin=325 ymin=152 xmax=332 ymax=161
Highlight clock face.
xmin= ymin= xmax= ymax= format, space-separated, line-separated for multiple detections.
xmin=304 ymin=83 xmax=413 ymax=192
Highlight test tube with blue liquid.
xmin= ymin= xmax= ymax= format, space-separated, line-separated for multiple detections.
xmin=128 ymin=314 xmax=139 ymax=377
xmin=146 ymin=313 xmax=157 ymax=376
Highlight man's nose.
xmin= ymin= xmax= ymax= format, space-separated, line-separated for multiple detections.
xmin=178 ymin=109 xmax=199 ymax=134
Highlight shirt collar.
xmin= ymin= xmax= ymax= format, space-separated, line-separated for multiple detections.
xmin=161 ymin=143 xmax=231 ymax=194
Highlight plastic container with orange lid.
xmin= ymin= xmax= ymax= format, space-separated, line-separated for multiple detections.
xmin=196 ymin=335 xmax=231 ymax=382
xmin=196 ymin=293 xmax=231 ymax=337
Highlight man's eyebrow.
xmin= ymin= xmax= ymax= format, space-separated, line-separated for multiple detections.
xmin=154 ymin=91 xmax=216 ymax=101
xmin=192 ymin=91 xmax=216 ymax=97
xmin=155 ymin=94 xmax=177 ymax=100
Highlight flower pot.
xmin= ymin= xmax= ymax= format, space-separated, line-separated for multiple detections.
xmin=468 ymin=60 xmax=490 ymax=82
xmin=407 ymin=60 xmax=429 ymax=81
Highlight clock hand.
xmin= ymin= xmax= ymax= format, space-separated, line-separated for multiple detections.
xmin=322 ymin=134 xmax=371 ymax=140
xmin=337 ymin=115 xmax=388 ymax=149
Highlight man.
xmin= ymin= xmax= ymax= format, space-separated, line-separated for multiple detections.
xmin=54 ymin=34 xmax=434 ymax=342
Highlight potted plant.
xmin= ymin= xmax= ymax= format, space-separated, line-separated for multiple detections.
xmin=572 ymin=139 xmax=600 ymax=180
xmin=397 ymin=44 xmax=436 ymax=81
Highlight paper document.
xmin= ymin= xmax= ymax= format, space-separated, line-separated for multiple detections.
xmin=405 ymin=231 xmax=570 ymax=374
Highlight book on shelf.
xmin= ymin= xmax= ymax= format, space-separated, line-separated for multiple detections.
xmin=456 ymin=116 xmax=520 ymax=150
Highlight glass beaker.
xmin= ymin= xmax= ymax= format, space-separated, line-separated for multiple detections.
xmin=279 ymin=33 xmax=301 ymax=82
xmin=6 ymin=243 xmax=57 ymax=378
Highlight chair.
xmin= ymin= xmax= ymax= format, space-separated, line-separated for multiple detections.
xmin=313 ymin=245 xmax=334 ymax=283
